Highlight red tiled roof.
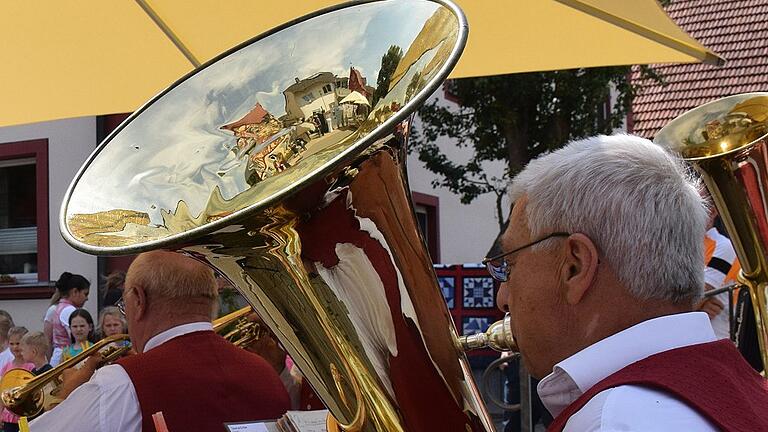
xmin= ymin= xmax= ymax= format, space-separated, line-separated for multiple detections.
xmin=349 ymin=67 xmax=368 ymax=97
xmin=221 ymin=103 xmax=270 ymax=130
xmin=630 ymin=0 xmax=768 ymax=138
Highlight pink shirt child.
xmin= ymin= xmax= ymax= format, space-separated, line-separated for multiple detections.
xmin=0 ymin=360 xmax=35 ymax=424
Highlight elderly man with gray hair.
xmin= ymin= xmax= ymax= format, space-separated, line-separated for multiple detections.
xmin=488 ymin=134 xmax=768 ymax=431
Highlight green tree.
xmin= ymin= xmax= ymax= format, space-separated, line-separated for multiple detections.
xmin=373 ymin=45 xmax=403 ymax=106
xmin=412 ymin=66 xmax=662 ymax=230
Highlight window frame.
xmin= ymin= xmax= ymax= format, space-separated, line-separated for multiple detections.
xmin=412 ymin=191 xmax=440 ymax=263
xmin=0 ymin=138 xmax=51 ymax=299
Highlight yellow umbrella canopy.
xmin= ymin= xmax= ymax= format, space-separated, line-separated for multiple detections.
xmin=0 ymin=0 xmax=721 ymax=127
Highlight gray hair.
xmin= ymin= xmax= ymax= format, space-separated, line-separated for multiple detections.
xmin=510 ymin=134 xmax=707 ymax=304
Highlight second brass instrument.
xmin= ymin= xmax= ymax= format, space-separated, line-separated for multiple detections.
xmin=213 ymin=305 xmax=266 ymax=348
xmin=0 ymin=334 xmax=131 ymax=417
xmin=655 ymin=93 xmax=768 ymax=371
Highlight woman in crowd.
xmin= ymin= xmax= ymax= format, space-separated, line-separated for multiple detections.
xmin=41 ymin=291 xmax=60 ymax=361
xmin=97 ymin=306 xmax=127 ymax=339
xmin=44 ymin=272 xmax=90 ymax=366
xmin=102 ymin=271 xmax=125 ymax=308
xmin=60 ymin=309 xmax=94 ymax=363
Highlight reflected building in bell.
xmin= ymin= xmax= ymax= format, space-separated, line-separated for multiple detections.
xmin=282 ymin=69 xmax=373 ymax=131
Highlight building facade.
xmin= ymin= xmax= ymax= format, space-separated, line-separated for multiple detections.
xmin=0 ymin=117 xmax=99 ymax=330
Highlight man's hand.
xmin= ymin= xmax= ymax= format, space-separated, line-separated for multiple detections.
xmin=56 ymin=353 xmax=103 ymax=400
xmin=696 ymin=296 xmax=725 ymax=319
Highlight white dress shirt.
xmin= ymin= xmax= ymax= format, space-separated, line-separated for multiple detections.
xmin=538 ymin=312 xmax=720 ymax=431
xmin=30 ymin=322 xmax=213 ymax=432
xmin=704 ymin=227 xmax=738 ymax=340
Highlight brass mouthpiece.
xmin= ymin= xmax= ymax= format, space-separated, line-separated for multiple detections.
xmin=459 ymin=314 xmax=517 ymax=352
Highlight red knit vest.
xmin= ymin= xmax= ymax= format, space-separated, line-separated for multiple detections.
xmin=548 ymin=340 xmax=768 ymax=432
xmin=117 ymin=330 xmax=290 ymax=432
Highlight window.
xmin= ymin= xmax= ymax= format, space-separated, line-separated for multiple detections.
xmin=0 ymin=139 xmax=49 ymax=298
xmin=302 ymin=92 xmax=315 ymax=103
xmin=0 ymin=158 xmax=37 ymax=277
xmin=322 ymin=84 xmax=333 ymax=94
xmin=412 ymin=192 xmax=440 ymax=262
xmin=443 ymin=80 xmax=460 ymax=105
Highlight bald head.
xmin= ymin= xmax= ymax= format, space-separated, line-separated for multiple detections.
xmin=127 ymin=251 xmax=217 ymax=301
xmin=124 ymin=251 xmax=218 ymax=351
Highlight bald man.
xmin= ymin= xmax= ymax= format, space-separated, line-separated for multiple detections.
xmin=31 ymin=251 xmax=289 ymax=432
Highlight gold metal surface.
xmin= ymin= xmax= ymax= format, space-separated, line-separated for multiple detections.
xmin=459 ymin=314 xmax=516 ymax=352
xmin=213 ymin=305 xmax=267 ymax=348
xmin=0 ymin=334 xmax=131 ymax=417
xmin=58 ymin=2 xmax=497 ymax=431
xmin=655 ymin=93 xmax=768 ymax=371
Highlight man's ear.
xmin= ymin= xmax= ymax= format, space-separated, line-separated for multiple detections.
xmin=561 ymin=233 xmax=600 ymax=305
xmin=132 ymin=286 xmax=148 ymax=320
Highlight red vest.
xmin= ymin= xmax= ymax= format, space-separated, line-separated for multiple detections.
xmin=117 ymin=330 xmax=289 ymax=432
xmin=548 ymin=340 xmax=768 ymax=432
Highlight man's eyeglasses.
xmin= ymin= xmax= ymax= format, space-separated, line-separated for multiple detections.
xmin=116 ymin=297 xmax=126 ymax=317
xmin=483 ymin=232 xmax=570 ymax=282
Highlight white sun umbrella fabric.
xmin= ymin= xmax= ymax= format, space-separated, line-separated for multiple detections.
xmin=340 ymin=91 xmax=371 ymax=106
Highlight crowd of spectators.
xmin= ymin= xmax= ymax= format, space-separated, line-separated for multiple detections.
xmin=0 ymin=271 xmax=127 ymax=431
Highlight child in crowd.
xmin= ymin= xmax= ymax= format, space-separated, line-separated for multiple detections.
xmin=98 ymin=306 xmax=127 ymax=339
xmin=61 ymin=309 xmax=94 ymax=362
xmin=20 ymin=332 xmax=52 ymax=376
xmin=0 ymin=326 xmax=33 ymax=432
xmin=45 ymin=272 xmax=90 ymax=366
xmin=0 ymin=311 xmax=14 ymax=372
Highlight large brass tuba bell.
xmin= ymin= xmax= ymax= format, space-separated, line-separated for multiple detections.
xmin=56 ymin=1 xmax=518 ymax=431
xmin=655 ymin=93 xmax=768 ymax=371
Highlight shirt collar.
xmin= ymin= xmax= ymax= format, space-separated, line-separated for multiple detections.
xmin=143 ymin=322 xmax=213 ymax=353
xmin=537 ymin=312 xmax=716 ymax=417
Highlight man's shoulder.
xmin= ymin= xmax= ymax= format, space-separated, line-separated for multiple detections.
xmin=118 ymin=331 xmax=270 ymax=369
xmin=566 ymin=385 xmax=718 ymax=431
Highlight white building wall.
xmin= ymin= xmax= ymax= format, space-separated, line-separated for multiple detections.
xmin=0 ymin=118 xmax=98 ymax=331
xmin=407 ymin=92 xmax=510 ymax=266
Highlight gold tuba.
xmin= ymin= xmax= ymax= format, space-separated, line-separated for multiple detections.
xmin=57 ymin=1 xmax=517 ymax=431
xmin=0 ymin=334 xmax=131 ymax=417
xmin=654 ymin=93 xmax=768 ymax=371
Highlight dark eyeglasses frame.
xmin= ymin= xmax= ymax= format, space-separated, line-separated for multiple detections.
xmin=482 ymin=232 xmax=570 ymax=282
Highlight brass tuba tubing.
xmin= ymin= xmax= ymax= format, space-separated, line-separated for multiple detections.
xmin=0 ymin=334 xmax=131 ymax=417
xmin=655 ymin=92 xmax=768 ymax=371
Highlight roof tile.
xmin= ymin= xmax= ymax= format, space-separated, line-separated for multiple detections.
xmin=631 ymin=0 xmax=768 ymax=138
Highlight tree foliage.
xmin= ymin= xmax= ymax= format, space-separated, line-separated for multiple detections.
xmin=373 ymin=45 xmax=403 ymax=106
xmin=411 ymin=66 xmax=663 ymax=230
